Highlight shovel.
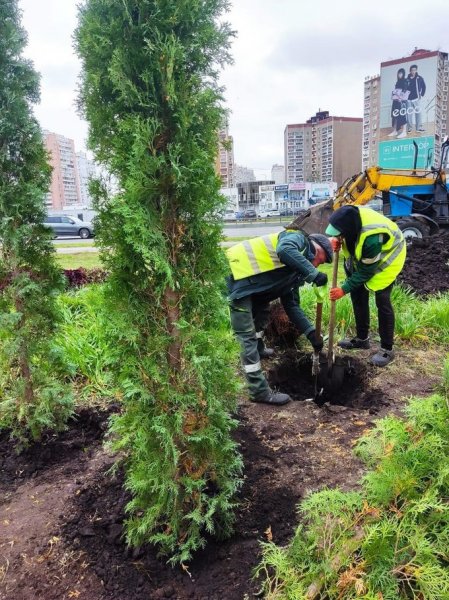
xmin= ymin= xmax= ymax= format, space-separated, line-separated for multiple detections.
xmin=318 ymin=249 xmax=345 ymax=394
xmin=312 ymin=284 xmax=325 ymax=401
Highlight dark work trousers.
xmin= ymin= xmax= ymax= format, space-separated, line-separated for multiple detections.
xmin=350 ymin=283 xmax=395 ymax=350
xmin=229 ymin=295 xmax=271 ymax=399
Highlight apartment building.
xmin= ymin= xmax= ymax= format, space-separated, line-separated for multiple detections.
xmin=44 ymin=131 xmax=81 ymax=209
xmin=284 ymin=111 xmax=362 ymax=186
xmin=363 ymin=48 xmax=449 ymax=170
xmin=76 ymin=152 xmax=96 ymax=208
xmin=216 ymin=126 xmax=234 ymax=187
xmin=270 ymin=164 xmax=285 ymax=185
xmin=234 ymin=164 xmax=256 ymax=185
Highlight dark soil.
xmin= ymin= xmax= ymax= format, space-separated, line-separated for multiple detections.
xmin=399 ymin=231 xmax=449 ymax=295
xmin=0 ymin=356 xmax=438 ymax=600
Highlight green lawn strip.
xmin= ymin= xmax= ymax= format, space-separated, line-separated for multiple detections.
xmin=56 ymin=252 xmax=102 ymax=269
xmin=54 ymin=241 xmax=96 ymax=248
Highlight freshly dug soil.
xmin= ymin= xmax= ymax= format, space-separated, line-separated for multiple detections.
xmin=0 ymin=351 xmax=439 ymax=599
xmin=399 ymin=231 xmax=449 ymax=295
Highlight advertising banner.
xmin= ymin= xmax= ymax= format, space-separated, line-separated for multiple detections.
xmin=289 ymin=183 xmax=306 ymax=191
xmin=379 ymin=136 xmax=434 ymax=169
xmin=379 ymin=56 xmax=438 ymax=157
xmin=275 ymin=184 xmax=289 ymax=192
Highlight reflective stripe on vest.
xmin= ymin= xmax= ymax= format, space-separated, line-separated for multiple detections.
xmin=343 ymin=207 xmax=406 ymax=291
xmin=226 ymin=232 xmax=285 ymax=280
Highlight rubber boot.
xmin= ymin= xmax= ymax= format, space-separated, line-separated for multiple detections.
xmin=257 ymin=338 xmax=275 ymax=359
xmin=370 ymin=348 xmax=395 ymax=367
xmin=338 ymin=337 xmax=370 ymax=350
xmin=252 ymin=390 xmax=291 ymax=406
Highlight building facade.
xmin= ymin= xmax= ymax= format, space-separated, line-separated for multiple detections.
xmin=363 ymin=48 xmax=449 ymax=170
xmin=76 ymin=152 xmax=97 ymax=208
xmin=284 ymin=111 xmax=362 ymax=186
xmin=362 ymin=75 xmax=381 ymax=169
xmin=216 ymin=126 xmax=234 ymax=187
xmin=234 ymin=164 xmax=256 ymax=185
xmin=270 ymin=164 xmax=285 ymax=185
xmin=44 ymin=131 xmax=81 ymax=210
xmin=236 ymin=180 xmax=274 ymax=210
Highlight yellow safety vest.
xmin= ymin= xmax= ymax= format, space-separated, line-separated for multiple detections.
xmin=226 ymin=232 xmax=286 ymax=280
xmin=342 ymin=207 xmax=406 ymax=291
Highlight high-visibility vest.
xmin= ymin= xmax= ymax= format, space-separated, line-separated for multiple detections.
xmin=342 ymin=207 xmax=406 ymax=291
xmin=226 ymin=232 xmax=288 ymax=280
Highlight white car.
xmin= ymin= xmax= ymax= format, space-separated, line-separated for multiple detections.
xmin=259 ymin=209 xmax=280 ymax=218
xmin=223 ymin=210 xmax=237 ymax=222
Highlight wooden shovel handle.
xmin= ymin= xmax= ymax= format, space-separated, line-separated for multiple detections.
xmin=315 ymin=303 xmax=323 ymax=339
xmin=327 ymin=249 xmax=339 ymax=370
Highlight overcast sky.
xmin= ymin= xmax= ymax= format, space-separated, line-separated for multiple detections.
xmin=21 ymin=0 xmax=449 ymax=178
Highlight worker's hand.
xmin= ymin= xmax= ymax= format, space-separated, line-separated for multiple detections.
xmin=330 ymin=287 xmax=345 ymax=301
xmin=313 ymin=272 xmax=328 ymax=287
xmin=307 ymin=330 xmax=324 ymax=352
xmin=330 ymin=237 xmax=341 ymax=252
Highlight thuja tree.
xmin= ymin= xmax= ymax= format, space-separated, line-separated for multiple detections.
xmin=0 ymin=1 xmax=72 ymax=441
xmin=75 ymin=0 xmax=242 ymax=562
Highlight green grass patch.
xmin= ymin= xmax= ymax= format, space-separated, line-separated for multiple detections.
xmin=257 ymin=373 xmax=449 ymax=599
xmin=54 ymin=240 xmax=96 ymax=248
xmin=56 ymin=252 xmax=102 ymax=269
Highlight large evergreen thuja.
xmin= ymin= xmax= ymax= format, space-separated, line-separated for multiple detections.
xmin=0 ymin=1 xmax=72 ymax=441
xmin=75 ymin=0 xmax=242 ymax=562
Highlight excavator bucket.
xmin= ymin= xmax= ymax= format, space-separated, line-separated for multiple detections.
xmin=289 ymin=199 xmax=334 ymax=235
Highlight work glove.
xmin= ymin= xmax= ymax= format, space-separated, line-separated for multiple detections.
xmin=313 ymin=272 xmax=328 ymax=287
xmin=307 ymin=330 xmax=324 ymax=352
xmin=330 ymin=287 xmax=346 ymax=301
xmin=330 ymin=237 xmax=342 ymax=252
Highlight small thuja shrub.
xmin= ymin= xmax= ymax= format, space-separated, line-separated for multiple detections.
xmin=257 ymin=392 xmax=449 ymax=599
xmin=0 ymin=1 xmax=72 ymax=442
xmin=75 ymin=0 xmax=242 ymax=563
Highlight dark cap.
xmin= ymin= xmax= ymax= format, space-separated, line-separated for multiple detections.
xmin=309 ymin=233 xmax=333 ymax=263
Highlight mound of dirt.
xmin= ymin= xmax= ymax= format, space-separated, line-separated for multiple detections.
xmin=399 ymin=231 xmax=449 ymax=295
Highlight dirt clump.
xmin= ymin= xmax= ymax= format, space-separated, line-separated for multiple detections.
xmin=399 ymin=231 xmax=449 ymax=295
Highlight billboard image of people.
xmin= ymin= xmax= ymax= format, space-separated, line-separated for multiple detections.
xmin=379 ymin=55 xmax=438 ymax=169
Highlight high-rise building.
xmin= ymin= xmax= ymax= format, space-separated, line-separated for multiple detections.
xmin=234 ymin=164 xmax=256 ymax=185
xmin=76 ymin=152 xmax=97 ymax=208
xmin=271 ymin=164 xmax=285 ymax=185
xmin=216 ymin=126 xmax=234 ymax=187
xmin=284 ymin=111 xmax=362 ymax=186
xmin=44 ymin=131 xmax=81 ymax=209
xmin=362 ymin=75 xmax=381 ymax=169
xmin=363 ymin=48 xmax=449 ymax=170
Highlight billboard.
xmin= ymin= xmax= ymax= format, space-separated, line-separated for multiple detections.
xmin=379 ymin=55 xmax=438 ymax=168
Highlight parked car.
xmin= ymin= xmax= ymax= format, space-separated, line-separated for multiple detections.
xmin=44 ymin=215 xmax=95 ymax=239
xmin=259 ymin=209 xmax=281 ymax=218
xmin=242 ymin=209 xmax=257 ymax=219
xmin=280 ymin=209 xmax=293 ymax=216
xmin=234 ymin=211 xmax=245 ymax=220
xmin=223 ymin=210 xmax=237 ymax=222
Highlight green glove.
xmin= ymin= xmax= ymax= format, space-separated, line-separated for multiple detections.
xmin=313 ymin=284 xmax=326 ymax=303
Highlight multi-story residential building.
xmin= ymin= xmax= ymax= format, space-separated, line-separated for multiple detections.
xmin=363 ymin=48 xmax=449 ymax=170
xmin=234 ymin=164 xmax=256 ymax=185
xmin=362 ymin=75 xmax=381 ymax=169
xmin=44 ymin=131 xmax=81 ymax=209
xmin=216 ymin=126 xmax=234 ymax=187
xmin=76 ymin=152 xmax=97 ymax=208
xmin=284 ymin=111 xmax=362 ymax=186
xmin=271 ymin=164 xmax=285 ymax=185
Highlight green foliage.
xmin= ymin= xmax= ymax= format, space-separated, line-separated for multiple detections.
xmin=75 ymin=0 xmax=242 ymax=563
xmin=0 ymin=1 xmax=72 ymax=441
xmin=257 ymin=388 xmax=449 ymax=599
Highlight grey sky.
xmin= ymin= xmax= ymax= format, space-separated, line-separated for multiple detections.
xmin=21 ymin=0 xmax=449 ymax=179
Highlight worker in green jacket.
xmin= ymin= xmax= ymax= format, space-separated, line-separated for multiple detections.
xmin=325 ymin=205 xmax=406 ymax=367
xmin=226 ymin=226 xmax=333 ymax=406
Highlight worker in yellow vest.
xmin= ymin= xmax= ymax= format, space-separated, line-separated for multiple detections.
xmin=226 ymin=224 xmax=332 ymax=406
xmin=325 ymin=205 xmax=406 ymax=367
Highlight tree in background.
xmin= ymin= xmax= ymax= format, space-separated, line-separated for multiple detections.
xmin=75 ymin=0 xmax=242 ymax=563
xmin=0 ymin=0 xmax=72 ymax=441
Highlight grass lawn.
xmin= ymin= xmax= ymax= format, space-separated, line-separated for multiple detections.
xmin=54 ymin=241 xmax=96 ymax=248
xmin=56 ymin=252 xmax=102 ymax=269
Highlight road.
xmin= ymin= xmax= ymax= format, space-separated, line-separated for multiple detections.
xmin=52 ymin=223 xmax=284 ymax=253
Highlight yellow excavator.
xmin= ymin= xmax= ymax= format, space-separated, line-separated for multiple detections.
xmin=297 ymin=139 xmax=449 ymax=239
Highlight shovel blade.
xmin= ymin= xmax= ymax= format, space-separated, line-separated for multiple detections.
xmin=317 ymin=356 xmax=346 ymax=392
